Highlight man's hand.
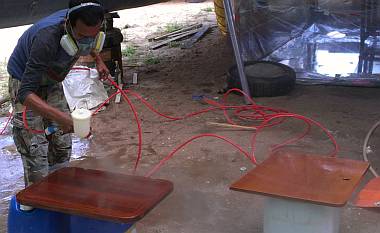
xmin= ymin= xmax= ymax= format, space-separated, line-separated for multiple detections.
xmin=92 ymin=52 xmax=109 ymax=80
xmin=61 ymin=114 xmax=74 ymax=134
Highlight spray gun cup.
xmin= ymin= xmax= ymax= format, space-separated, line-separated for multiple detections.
xmin=71 ymin=109 xmax=92 ymax=138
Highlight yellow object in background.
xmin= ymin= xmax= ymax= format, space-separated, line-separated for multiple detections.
xmin=213 ymin=0 xmax=228 ymax=35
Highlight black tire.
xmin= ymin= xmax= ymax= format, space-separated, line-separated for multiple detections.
xmin=227 ymin=61 xmax=296 ymax=97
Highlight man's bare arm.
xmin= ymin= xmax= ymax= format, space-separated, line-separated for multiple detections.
xmin=24 ymin=93 xmax=73 ymax=133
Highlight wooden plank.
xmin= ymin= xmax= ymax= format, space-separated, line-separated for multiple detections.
xmin=149 ymin=28 xmax=200 ymax=50
xmin=230 ymin=150 xmax=369 ymax=207
xmin=181 ymin=25 xmax=210 ymax=49
xmin=150 ymin=23 xmax=202 ymax=41
xmin=167 ymin=29 xmax=200 ymax=38
xmin=207 ymin=122 xmax=256 ymax=130
xmin=16 ymin=167 xmax=173 ymax=223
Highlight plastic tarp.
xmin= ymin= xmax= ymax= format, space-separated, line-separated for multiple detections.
xmin=234 ymin=0 xmax=380 ymax=86
xmin=63 ymin=66 xmax=109 ymax=111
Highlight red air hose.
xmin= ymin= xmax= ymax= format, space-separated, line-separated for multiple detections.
xmin=20 ymin=72 xmax=339 ymax=177
xmin=92 ymin=80 xmax=340 ymax=176
xmin=0 ymin=110 xmax=13 ymax=135
xmin=145 ymin=134 xmax=255 ymax=178
xmin=22 ymin=106 xmax=44 ymax=134
xmin=104 ymin=76 xmax=143 ymax=172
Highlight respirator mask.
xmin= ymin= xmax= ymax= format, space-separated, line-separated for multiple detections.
xmin=60 ymin=2 xmax=105 ymax=56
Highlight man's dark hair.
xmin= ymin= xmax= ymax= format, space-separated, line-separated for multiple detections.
xmin=68 ymin=0 xmax=104 ymax=26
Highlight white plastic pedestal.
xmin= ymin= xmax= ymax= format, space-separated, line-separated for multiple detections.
xmin=263 ymin=197 xmax=341 ymax=233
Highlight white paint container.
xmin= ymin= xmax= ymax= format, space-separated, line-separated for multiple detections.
xmin=71 ymin=108 xmax=92 ymax=138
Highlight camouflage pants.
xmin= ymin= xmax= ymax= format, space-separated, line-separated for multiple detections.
xmin=8 ymin=77 xmax=72 ymax=187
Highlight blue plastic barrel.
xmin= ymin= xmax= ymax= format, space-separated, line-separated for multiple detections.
xmin=8 ymin=196 xmax=135 ymax=233
xmin=8 ymin=196 xmax=70 ymax=233
xmin=70 ymin=215 xmax=134 ymax=233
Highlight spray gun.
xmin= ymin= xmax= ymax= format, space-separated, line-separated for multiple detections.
xmin=45 ymin=113 xmax=92 ymax=139
xmin=45 ymin=124 xmax=59 ymax=136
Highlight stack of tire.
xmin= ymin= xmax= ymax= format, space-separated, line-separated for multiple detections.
xmin=227 ymin=61 xmax=296 ymax=97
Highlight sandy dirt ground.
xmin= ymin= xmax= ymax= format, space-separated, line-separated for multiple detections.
xmin=1 ymin=0 xmax=380 ymax=233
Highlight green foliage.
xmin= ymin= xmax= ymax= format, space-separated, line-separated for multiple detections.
xmin=122 ymin=45 xmax=136 ymax=58
xmin=144 ymin=53 xmax=160 ymax=65
xmin=202 ymin=7 xmax=214 ymax=12
xmin=164 ymin=22 xmax=183 ymax=33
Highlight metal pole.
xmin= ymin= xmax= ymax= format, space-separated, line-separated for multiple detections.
xmin=223 ymin=0 xmax=251 ymax=103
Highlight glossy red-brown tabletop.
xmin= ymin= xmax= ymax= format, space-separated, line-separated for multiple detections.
xmin=17 ymin=167 xmax=173 ymax=222
xmin=231 ymin=151 xmax=369 ymax=207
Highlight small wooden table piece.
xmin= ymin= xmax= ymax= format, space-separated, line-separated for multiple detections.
xmin=16 ymin=167 xmax=173 ymax=223
xmin=230 ymin=151 xmax=369 ymax=233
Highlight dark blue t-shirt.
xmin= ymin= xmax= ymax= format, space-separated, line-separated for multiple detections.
xmin=7 ymin=9 xmax=78 ymax=104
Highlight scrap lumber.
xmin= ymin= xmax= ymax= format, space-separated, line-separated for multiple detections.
xmin=207 ymin=122 xmax=257 ymax=130
xmin=149 ymin=28 xmax=200 ymax=50
xmin=150 ymin=23 xmax=202 ymax=41
xmin=181 ymin=25 xmax=211 ymax=49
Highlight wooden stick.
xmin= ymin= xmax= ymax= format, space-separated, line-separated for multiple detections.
xmin=150 ymin=23 xmax=202 ymax=41
xmin=181 ymin=25 xmax=210 ymax=49
xmin=207 ymin=122 xmax=257 ymax=130
xmin=167 ymin=29 xmax=199 ymax=38
xmin=149 ymin=28 xmax=200 ymax=50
